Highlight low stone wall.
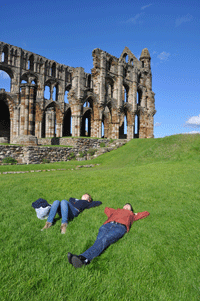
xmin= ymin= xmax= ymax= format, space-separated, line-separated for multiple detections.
xmin=38 ymin=137 xmax=112 ymax=148
xmin=0 ymin=145 xmax=79 ymax=164
xmin=0 ymin=138 xmax=127 ymax=165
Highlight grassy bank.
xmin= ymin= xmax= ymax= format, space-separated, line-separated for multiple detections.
xmin=0 ymin=134 xmax=199 ymax=300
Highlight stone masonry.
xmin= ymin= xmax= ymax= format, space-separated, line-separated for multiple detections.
xmin=0 ymin=41 xmax=156 ymax=143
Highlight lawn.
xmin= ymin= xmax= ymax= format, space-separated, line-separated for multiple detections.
xmin=0 ymin=134 xmax=200 ymax=301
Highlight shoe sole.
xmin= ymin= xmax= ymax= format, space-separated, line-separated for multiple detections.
xmin=67 ymin=253 xmax=73 ymax=264
xmin=72 ymin=256 xmax=84 ymax=268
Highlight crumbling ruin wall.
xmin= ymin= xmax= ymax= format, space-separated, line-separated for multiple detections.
xmin=0 ymin=41 xmax=156 ymax=143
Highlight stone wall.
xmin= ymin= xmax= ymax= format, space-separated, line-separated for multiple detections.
xmin=38 ymin=137 xmax=113 ymax=148
xmin=0 ymin=138 xmax=126 ymax=164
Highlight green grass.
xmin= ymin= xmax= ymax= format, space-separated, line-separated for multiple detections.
xmin=0 ymin=134 xmax=200 ymax=300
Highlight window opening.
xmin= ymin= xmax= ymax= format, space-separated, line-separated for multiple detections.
xmin=44 ymin=86 xmax=50 ymax=100
xmin=101 ymin=122 xmax=104 ymax=138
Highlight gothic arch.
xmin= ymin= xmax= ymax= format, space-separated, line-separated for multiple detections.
xmin=81 ymin=97 xmax=94 ymax=137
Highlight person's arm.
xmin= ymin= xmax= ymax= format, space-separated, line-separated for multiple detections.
xmin=104 ymin=207 xmax=116 ymax=217
xmin=87 ymin=201 xmax=102 ymax=209
xmin=134 ymin=211 xmax=150 ymax=221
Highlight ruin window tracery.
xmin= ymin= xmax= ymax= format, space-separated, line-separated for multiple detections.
xmin=123 ymin=53 xmax=128 ymax=63
xmin=123 ymin=85 xmax=129 ymax=103
xmin=2 ymin=46 xmax=8 ymax=64
xmin=86 ymin=74 xmax=91 ymax=88
xmin=51 ymin=63 xmax=56 ymax=77
xmin=107 ymin=58 xmax=112 ymax=72
xmin=28 ymin=55 xmax=34 ymax=71
xmin=130 ymin=59 xmax=134 ymax=66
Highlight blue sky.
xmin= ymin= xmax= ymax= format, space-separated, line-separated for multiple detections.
xmin=0 ymin=0 xmax=200 ymax=138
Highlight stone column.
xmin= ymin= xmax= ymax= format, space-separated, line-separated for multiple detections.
xmin=50 ymin=109 xmax=55 ymax=137
xmin=72 ymin=115 xmax=81 ymax=137
xmin=138 ymin=108 xmax=147 ymax=138
xmin=12 ymin=106 xmax=19 ymax=138
xmin=23 ymin=85 xmax=29 ymax=135
xmin=45 ymin=109 xmax=50 ymax=137
xmin=28 ymin=85 xmax=35 ymax=135
xmin=100 ymin=53 xmax=106 ymax=104
xmin=56 ymin=123 xmax=61 ymax=137
xmin=117 ymin=63 xmax=123 ymax=107
xmin=20 ymin=86 xmax=26 ymax=135
xmin=111 ymin=110 xmax=119 ymax=139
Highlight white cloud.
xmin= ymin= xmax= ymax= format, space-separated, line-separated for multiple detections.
xmin=125 ymin=13 xmax=144 ymax=24
xmin=157 ymin=51 xmax=170 ymax=61
xmin=141 ymin=4 xmax=153 ymax=10
xmin=0 ymin=71 xmax=10 ymax=79
xmin=185 ymin=114 xmax=200 ymax=128
xmin=183 ymin=131 xmax=200 ymax=134
xmin=175 ymin=14 xmax=193 ymax=27
xmin=154 ymin=122 xmax=162 ymax=127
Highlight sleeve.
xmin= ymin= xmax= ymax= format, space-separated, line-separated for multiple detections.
xmin=87 ymin=201 xmax=102 ymax=209
xmin=134 ymin=211 xmax=150 ymax=221
xmin=104 ymin=207 xmax=115 ymax=217
xmin=69 ymin=198 xmax=77 ymax=205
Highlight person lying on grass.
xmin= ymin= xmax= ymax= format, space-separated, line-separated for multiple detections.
xmin=41 ymin=194 xmax=102 ymax=234
xmin=68 ymin=203 xmax=150 ymax=268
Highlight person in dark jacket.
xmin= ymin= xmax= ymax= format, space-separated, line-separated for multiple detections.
xmin=41 ymin=194 xmax=102 ymax=234
xmin=68 ymin=203 xmax=149 ymax=267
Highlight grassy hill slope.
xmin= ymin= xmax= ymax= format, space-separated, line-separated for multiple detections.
xmin=0 ymin=134 xmax=199 ymax=301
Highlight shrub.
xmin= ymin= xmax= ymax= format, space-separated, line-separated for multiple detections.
xmin=109 ymin=138 xmax=114 ymax=143
xmin=87 ymin=148 xmax=97 ymax=156
xmin=2 ymin=156 xmax=17 ymax=165
xmin=69 ymin=152 xmax=75 ymax=159
xmin=100 ymin=142 xmax=106 ymax=147
xmin=79 ymin=151 xmax=87 ymax=158
xmin=42 ymin=158 xmax=50 ymax=163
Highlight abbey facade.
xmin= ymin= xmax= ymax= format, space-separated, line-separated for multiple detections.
xmin=0 ymin=41 xmax=155 ymax=143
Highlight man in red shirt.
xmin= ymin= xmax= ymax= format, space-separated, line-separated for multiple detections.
xmin=68 ymin=203 xmax=150 ymax=268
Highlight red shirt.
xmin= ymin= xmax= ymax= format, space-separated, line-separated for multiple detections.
xmin=103 ymin=207 xmax=150 ymax=232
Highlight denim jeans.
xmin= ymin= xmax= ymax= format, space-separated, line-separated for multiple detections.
xmin=47 ymin=200 xmax=79 ymax=224
xmin=81 ymin=222 xmax=127 ymax=261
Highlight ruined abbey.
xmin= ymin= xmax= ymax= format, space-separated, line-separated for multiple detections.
xmin=0 ymin=41 xmax=155 ymax=144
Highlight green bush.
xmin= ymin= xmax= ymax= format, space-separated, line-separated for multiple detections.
xmin=69 ymin=152 xmax=75 ymax=159
xmin=100 ymin=142 xmax=106 ymax=147
xmin=87 ymin=148 xmax=97 ymax=156
xmin=42 ymin=158 xmax=50 ymax=164
xmin=79 ymin=151 xmax=87 ymax=158
xmin=109 ymin=138 xmax=114 ymax=143
xmin=2 ymin=156 xmax=17 ymax=165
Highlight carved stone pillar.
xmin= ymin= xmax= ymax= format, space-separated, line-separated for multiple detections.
xmin=20 ymin=86 xmax=26 ymax=135
xmin=24 ymin=85 xmax=29 ymax=135
xmin=28 ymin=85 xmax=35 ymax=135
xmin=72 ymin=115 xmax=81 ymax=137
xmin=117 ymin=63 xmax=123 ymax=107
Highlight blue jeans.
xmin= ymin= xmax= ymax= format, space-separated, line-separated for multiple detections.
xmin=81 ymin=222 xmax=127 ymax=261
xmin=47 ymin=200 xmax=79 ymax=224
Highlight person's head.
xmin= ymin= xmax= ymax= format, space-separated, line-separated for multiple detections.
xmin=123 ymin=203 xmax=134 ymax=212
xmin=81 ymin=193 xmax=93 ymax=202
